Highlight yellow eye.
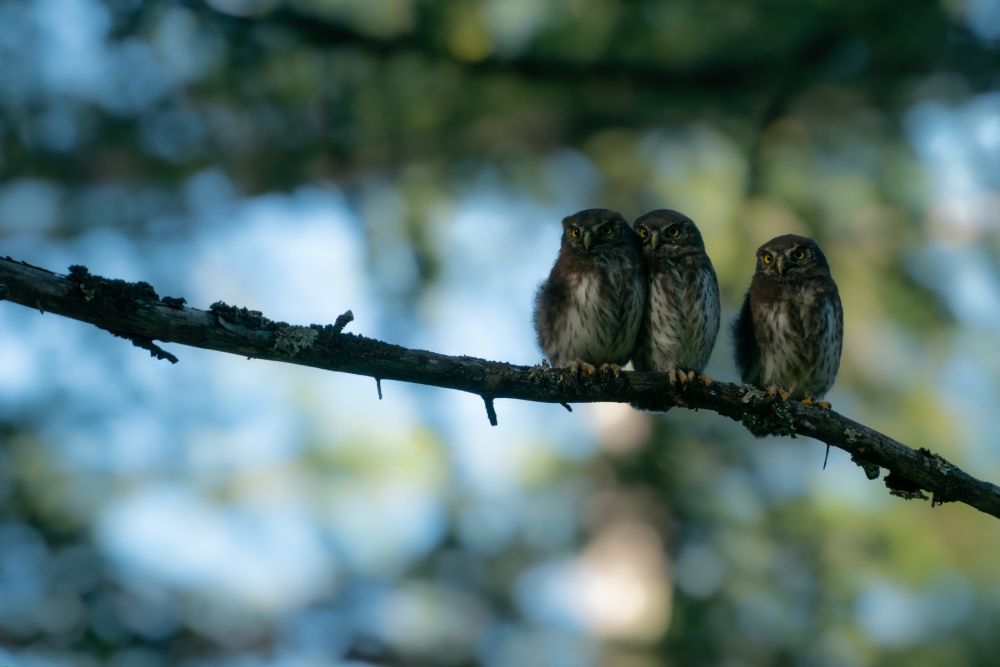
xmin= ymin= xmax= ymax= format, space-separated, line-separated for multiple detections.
xmin=602 ymin=224 xmax=614 ymax=236
xmin=668 ymin=226 xmax=681 ymax=238
xmin=637 ymin=227 xmax=648 ymax=239
xmin=792 ymin=249 xmax=806 ymax=260
xmin=762 ymin=253 xmax=773 ymax=265
xmin=569 ymin=228 xmax=579 ymax=239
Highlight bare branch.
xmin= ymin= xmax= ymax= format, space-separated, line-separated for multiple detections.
xmin=3 ymin=256 xmax=999 ymax=519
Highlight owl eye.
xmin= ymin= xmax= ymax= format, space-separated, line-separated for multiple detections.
xmin=601 ymin=224 xmax=615 ymax=236
xmin=569 ymin=228 xmax=580 ymax=239
xmin=668 ymin=226 xmax=681 ymax=238
xmin=636 ymin=226 xmax=648 ymax=239
xmin=792 ymin=249 xmax=807 ymax=260
xmin=762 ymin=253 xmax=773 ymax=265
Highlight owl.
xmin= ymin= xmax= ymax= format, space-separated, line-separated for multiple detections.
xmin=631 ymin=209 xmax=720 ymax=384
xmin=534 ymin=208 xmax=645 ymax=373
xmin=732 ymin=234 xmax=843 ymax=405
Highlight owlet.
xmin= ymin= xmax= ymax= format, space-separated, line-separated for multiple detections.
xmin=631 ymin=209 xmax=720 ymax=384
xmin=534 ymin=209 xmax=645 ymax=372
xmin=732 ymin=234 xmax=843 ymax=404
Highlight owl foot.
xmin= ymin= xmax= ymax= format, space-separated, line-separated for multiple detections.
xmin=801 ymin=396 xmax=832 ymax=410
xmin=567 ymin=360 xmax=596 ymax=376
xmin=597 ymin=363 xmax=622 ymax=377
xmin=668 ymin=369 xmax=704 ymax=385
xmin=766 ymin=385 xmax=791 ymax=402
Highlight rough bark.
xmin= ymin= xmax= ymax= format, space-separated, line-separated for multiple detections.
xmin=2 ymin=255 xmax=998 ymax=519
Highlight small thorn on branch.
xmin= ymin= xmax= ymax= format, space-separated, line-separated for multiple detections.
xmin=375 ymin=377 xmax=383 ymax=400
xmin=560 ymin=402 xmax=573 ymax=413
xmin=823 ymin=443 xmax=831 ymax=470
xmin=483 ymin=396 xmax=498 ymax=426
xmin=113 ymin=332 xmax=179 ymax=364
xmin=333 ymin=310 xmax=354 ymax=334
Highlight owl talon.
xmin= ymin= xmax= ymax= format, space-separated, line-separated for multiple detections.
xmin=767 ymin=385 xmax=791 ymax=402
xmin=567 ymin=360 xmax=596 ymax=376
xmin=800 ymin=397 xmax=831 ymax=409
xmin=666 ymin=368 xmax=679 ymax=385
xmin=598 ymin=363 xmax=622 ymax=377
xmin=697 ymin=373 xmax=713 ymax=386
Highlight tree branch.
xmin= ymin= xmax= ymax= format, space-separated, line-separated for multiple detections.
xmin=3 ymin=256 xmax=999 ymax=519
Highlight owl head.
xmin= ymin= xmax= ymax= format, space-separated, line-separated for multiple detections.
xmin=561 ymin=208 xmax=635 ymax=255
xmin=632 ymin=209 xmax=706 ymax=258
xmin=755 ymin=234 xmax=831 ymax=280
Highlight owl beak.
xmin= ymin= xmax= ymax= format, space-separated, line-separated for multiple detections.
xmin=776 ymin=256 xmax=785 ymax=275
xmin=583 ymin=230 xmax=592 ymax=251
xmin=649 ymin=230 xmax=659 ymax=250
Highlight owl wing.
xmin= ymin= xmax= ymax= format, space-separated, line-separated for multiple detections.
xmin=817 ymin=281 xmax=843 ymax=335
xmin=810 ymin=280 xmax=844 ymax=381
xmin=732 ymin=290 xmax=761 ymax=384
xmin=692 ymin=261 xmax=721 ymax=370
xmin=533 ymin=271 xmax=569 ymax=349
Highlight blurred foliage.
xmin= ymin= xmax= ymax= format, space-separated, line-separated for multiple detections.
xmin=2 ymin=0 xmax=1000 ymax=666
